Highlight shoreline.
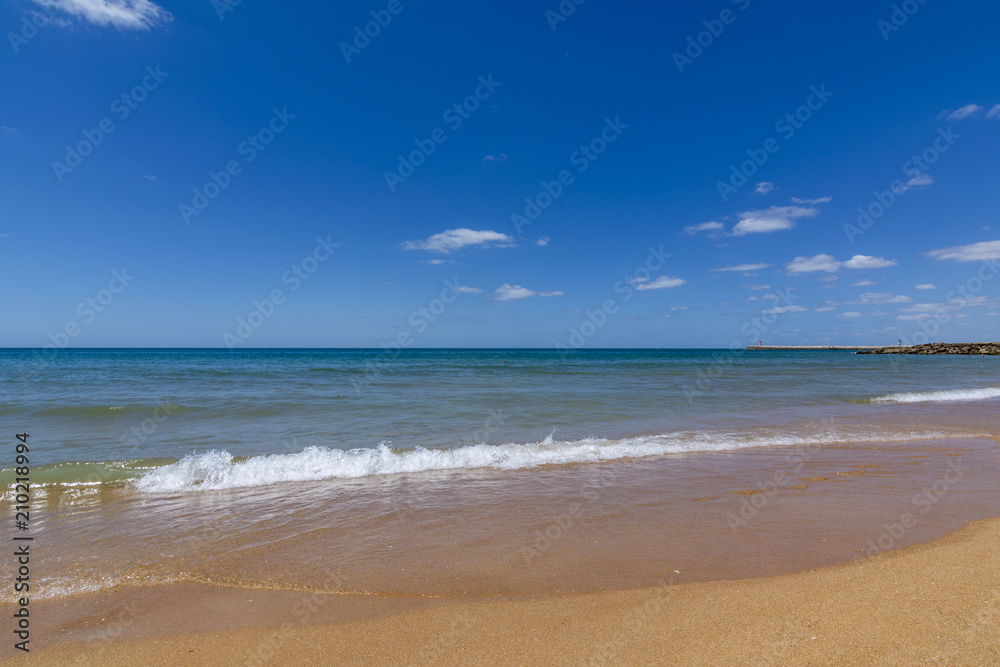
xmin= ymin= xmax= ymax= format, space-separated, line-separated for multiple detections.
xmin=3 ymin=436 xmax=997 ymax=664
xmin=10 ymin=514 xmax=1000 ymax=665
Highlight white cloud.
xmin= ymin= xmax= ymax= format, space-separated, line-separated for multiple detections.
xmin=31 ymin=0 xmax=171 ymax=29
xmin=671 ymin=306 xmax=689 ymax=311
xmin=927 ymin=240 xmax=1000 ymax=262
xmin=815 ymin=306 xmax=836 ymax=312
xmin=897 ymin=313 xmax=932 ymax=321
xmin=683 ymin=221 xmax=724 ymax=235
xmin=536 ymin=236 xmax=550 ymax=247
xmin=492 ymin=284 xmax=563 ymax=301
xmin=988 ymin=105 xmax=1000 ymax=120
xmin=843 ymin=255 xmax=898 ymax=270
xmin=741 ymin=284 xmax=771 ymax=290
xmin=712 ymin=263 xmax=771 ymax=272
xmin=755 ymin=182 xmax=775 ymax=195
xmin=482 ymin=154 xmax=507 ymax=162
xmin=839 ymin=312 xmax=862 ymax=318
xmin=635 ymin=276 xmax=686 ymax=291
xmin=732 ymin=205 xmax=819 ymax=236
xmin=945 ymin=104 xmax=984 ymax=120
xmin=790 ymin=196 xmax=832 ymax=204
xmin=898 ymin=171 xmax=934 ymax=192
xmin=859 ymin=292 xmax=912 ymax=305
xmin=403 ymin=228 xmax=515 ymax=253
xmin=0 ymin=126 xmax=19 ymax=135
xmin=915 ymin=284 xmax=937 ymax=290
xmin=763 ymin=305 xmax=807 ymax=315
xmin=851 ymin=279 xmax=877 ymax=287
xmin=900 ymin=297 xmax=995 ymax=314
xmin=786 ymin=254 xmax=841 ymax=274
xmin=455 ymin=285 xmax=482 ymax=294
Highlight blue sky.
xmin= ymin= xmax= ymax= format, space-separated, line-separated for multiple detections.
xmin=2 ymin=0 xmax=999 ymax=348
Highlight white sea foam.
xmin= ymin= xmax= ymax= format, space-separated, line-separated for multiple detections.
xmin=134 ymin=429 xmax=950 ymax=493
xmin=872 ymin=387 xmax=1000 ymax=404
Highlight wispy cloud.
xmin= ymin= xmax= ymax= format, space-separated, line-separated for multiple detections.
xmin=859 ymin=292 xmax=912 ymax=305
xmin=536 ymin=236 xmax=550 ymax=247
xmin=712 ymin=263 xmax=771 ymax=272
xmin=790 ymin=196 xmax=832 ymax=204
xmin=634 ymin=276 xmax=686 ymax=290
xmin=850 ymin=279 xmax=877 ymax=287
xmin=842 ymin=255 xmax=898 ymax=270
xmin=482 ymin=154 xmax=507 ymax=162
xmin=787 ymin=253 xmax=897 ymax=274
xmin=786 ymin=254 xmax=841 ymax=274
xmin=927 ymin=239 xmax=1000 ymax=262
xmin=403 ymin=228 xmax=515 ymax=253
xmin=493 ymin=284 xmax=562 ymax=301
xmin=732 ymin=205 xmax=819 ymax=236
xmin=897 ymin=170 xmax=933 ymax=192
xmin=754 ymin=182 xmax=775 ymax=195
xmin=988 ymin=105 xmax=1000 ymax=120
xmin=763 ymin=305 xmax=807 ymax=315
xmin=683 ymin=221 xmax=724 ymax=235
xmin=31 ymin=0 xmax=172 ymax=29
xmin=915 ymin=284 xmax=937 ymax=290
xmin=0 ymin=126 xmax=19 ymax=136
xmin=897 ymin=297 xmax=996 ymax=319
xmin=944 ymin=104 xmax=984 ymax=120
xmin=455 ymin=285 xmax=482 ymax=294
xmin=838 ymin=312 xmax=862 ymax=318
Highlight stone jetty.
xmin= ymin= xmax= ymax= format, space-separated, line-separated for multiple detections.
xmin=856 ymin=342 xmax=1000 ymax=355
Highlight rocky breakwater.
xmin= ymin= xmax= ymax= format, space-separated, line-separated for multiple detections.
xmin=857 ymin=342 xmax=1000 ymax=355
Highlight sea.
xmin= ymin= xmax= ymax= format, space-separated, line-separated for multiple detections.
xmin=2 ymin=348 xmax=999 ymax=601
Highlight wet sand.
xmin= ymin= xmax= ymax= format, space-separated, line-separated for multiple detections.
xmin=4 ymin=437 xmax=999 ymax=665
xmin=11 ymin=515 xmax=1000 ymax=665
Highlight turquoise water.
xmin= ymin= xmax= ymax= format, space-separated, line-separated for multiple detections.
xmin=3 ymin=348 xmax=999 ymax=600
xmin=2 ymin=348 xmax=998 ymax=491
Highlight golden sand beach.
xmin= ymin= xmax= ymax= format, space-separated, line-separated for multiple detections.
xmin=12 ymin=515 xmax=999 ymax=666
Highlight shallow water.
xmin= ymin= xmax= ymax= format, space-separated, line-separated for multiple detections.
xmin=1 ymin=348 xmax=998 ymax=598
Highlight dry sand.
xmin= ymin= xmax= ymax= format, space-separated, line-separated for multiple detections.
xmin=14 ymin=516 xmax=1000 ymax=666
